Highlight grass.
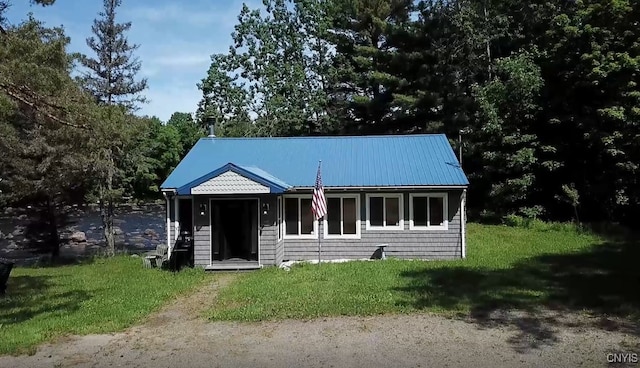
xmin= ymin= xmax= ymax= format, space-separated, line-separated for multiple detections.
xmin=0 ymin=256 xmax=207 ymax=356
xmin=207 ymin=223 xmax=640 ymax=322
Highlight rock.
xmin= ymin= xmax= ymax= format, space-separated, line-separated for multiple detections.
xmin=131 ymin=254 xmax=140 ymax=258
xmin=113 ymin=219 xmax=125 ymax=225
xmin=85 ymin=230 xmax=92 ymax=234
xmin=134 ymin=243 xmax=146 ymax=249
xmin=70 ymin=231 xmax=87 ymax=243
xmin=7 ymin=241 xmax=18 ymax=250
xmin=17 ymin=214 xmax=28 ymax=220
xmin=70 ymin=242 xmax=86 ymax=252
xmin=113 ymin=227 xmax=123 ymax=236
xmin=130 ymin=235 xmax=146 ymax=243
xmin=89 ymin=226 xmax=97 ymax=230
xmin=0 ymin=230 xmax=3 ymax=239
xmin=12 ymin=228 xmax=23 ymax=236
xmin=143 ymin=229 xmax=158 ymax=238
xmin=5 ymin=233 xmax=13 ymax=240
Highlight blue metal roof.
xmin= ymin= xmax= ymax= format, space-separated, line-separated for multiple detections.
xmin=161 ymin=134 xmax=469 ymax=190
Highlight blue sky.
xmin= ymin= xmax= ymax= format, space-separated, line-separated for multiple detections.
xmin=6 ymin=0 xmax=260 ymax=121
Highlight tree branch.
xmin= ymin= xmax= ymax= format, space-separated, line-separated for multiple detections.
xmin=0 ymin=82 xmax=90 ymax=130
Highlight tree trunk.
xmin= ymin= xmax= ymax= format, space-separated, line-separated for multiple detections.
xmin=47 ymin=197 xmax=59 ymax=261
xmin=484 ymin=2 xmax=492 ymax=79
xmin=100 ymin=148 xmax=116 ymax=257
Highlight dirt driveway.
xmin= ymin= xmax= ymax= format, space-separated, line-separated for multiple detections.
xmin=1 ymin=274 xmax=638 ymax=368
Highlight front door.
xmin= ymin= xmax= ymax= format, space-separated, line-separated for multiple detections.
xmin=210 ymin=199 xmax=258 ymax=262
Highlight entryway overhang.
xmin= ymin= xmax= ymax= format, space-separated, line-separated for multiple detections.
xmin=175 ymin=163 xmax=290 ymax=195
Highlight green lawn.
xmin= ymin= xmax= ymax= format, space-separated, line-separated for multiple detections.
xmin=0 ymin=256 xmax=206 ymax=355
xmin=207 ymin=223 xmax=640 ymax=321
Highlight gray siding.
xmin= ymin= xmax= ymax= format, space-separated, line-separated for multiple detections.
xmin=258 ymin=196 xmax=277 ymax=265
xmin=275 ymin=239 xmax=285 ymax=265
xmin=176 ymin=190 xmax=464 ymax=268
xmin=192 ymin=194 xmax=278 ymax=267
xmin=282 ymin=190 xmax=463 ymax=261
xmin=193 ymin=196 xmax=210 ymax=267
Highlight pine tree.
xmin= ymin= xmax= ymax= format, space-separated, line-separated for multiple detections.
xmin=79 ymin=0 xmax=147 ymax=109
xmin=0 ymin=17 xmax=95 ymax=259
xmin=325 ymin=0 xmax=413 ymax=134
xmin=79 ymin=0 xmax=148 ymax=256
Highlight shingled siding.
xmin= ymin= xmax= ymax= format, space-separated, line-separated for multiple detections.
xmin=282 ymin=190 xmax=464 ymax=261
xmin=191 ymin=194 xmax=278 ymax=267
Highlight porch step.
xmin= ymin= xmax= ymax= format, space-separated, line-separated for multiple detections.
xmin=205 ymin=261 xmax=262 ymax=271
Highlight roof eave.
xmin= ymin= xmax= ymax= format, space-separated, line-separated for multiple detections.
xmin=288 ymin=185 xmax=469 ymax=191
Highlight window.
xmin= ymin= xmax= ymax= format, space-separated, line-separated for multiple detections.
xmin=324 ymin=195 xmax=360 ymax=238
xmin=366 ymin=194 xmax=403 ymax=230
xmin=277 ymin=197 xmax=283 ymax=241
xmin=283 ymin=196 xmax=317 ymax=238
xmin=409 ymin=193 xmax=448 ymax=230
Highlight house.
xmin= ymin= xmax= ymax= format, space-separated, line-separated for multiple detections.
xmin=160 ymin=133 xmax=469 ymax=270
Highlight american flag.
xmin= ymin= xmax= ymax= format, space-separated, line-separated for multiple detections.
xmin=312 ymin=161 xmax=327 ymax=220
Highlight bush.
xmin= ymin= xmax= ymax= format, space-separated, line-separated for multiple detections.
xmin=502 ymin=214 xmax=583 ymax=233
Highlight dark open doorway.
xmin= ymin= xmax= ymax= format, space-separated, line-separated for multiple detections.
xmin=210 ymin=199 xmax=258 ymax=262
xmin=178 ymin=198 xmax=193 ymax=235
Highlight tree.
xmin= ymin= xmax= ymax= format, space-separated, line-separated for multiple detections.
xmin=79 ymin=0 xmax=148 ymax=256
xmin=535 ymin=0 xmax=640 ymax=224
xmin=197 ymin=53 xmax=255 ymax=137
xmin=166 ymin=112 xmax=203 ymax=157
xmin=0 ymin=1 xmax=57 ymax=34
xmin=0 ymin=17 xmax=95 ymax=259
xmin=470 ymin=53 xmax=546 ymax=218
xmin=198 ymin=0 xmax=337 ymax=137
xmin=78 ymin=0 xmax=147 ymax=109
xmin=325 ymin=0 xmax=413 ymax=134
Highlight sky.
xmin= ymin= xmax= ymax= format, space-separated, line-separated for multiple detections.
xmin=6 ymin=0 xmax=260 ymax=122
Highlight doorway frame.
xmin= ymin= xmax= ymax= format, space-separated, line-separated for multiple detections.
xmin=208 ymin=197 xmax=261 ymax=266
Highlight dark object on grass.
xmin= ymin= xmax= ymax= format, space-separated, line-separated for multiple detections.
xmin=0 ymin=258 xmax=15 ymax=295
xmin=169 ymin=231 xmax=194 ymax=272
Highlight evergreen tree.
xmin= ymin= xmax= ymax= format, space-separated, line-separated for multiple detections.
xmin=0 ymin=17 xmax=95 ymax=259
xmin=79 ymin=0 xmax=148 ymax=256
xmin=325 ymin=0 xmax=413 ymax=134
xmin=78 ymin=0 xmax=147 ymax=109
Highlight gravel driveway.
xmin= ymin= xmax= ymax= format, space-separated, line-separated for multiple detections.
xmin=1 ymin=275 xmax=638 ymax=368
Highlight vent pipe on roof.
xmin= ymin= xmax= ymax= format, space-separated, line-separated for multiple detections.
xmin=208 ymin=124 xmax=215 ymax=138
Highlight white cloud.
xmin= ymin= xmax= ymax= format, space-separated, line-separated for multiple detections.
xmin=140 ymin=51 xmax=212 ymax=77
xmin=125 ymin=2 xmax=246 ymax=28
xmin=152 ymin=54 xmax=212 ymax=68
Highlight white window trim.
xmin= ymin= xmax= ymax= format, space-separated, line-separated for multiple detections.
xmin=277 ymin=197 xmax=283 ymax=241
xmin=365 ymin=193 xmax=404 ymax=230
xmin=283 ymin=195 xmax=318 ymax=239
xmin=409 ymin=193 xmax=449 ymax=230
xmin=323 ymin=194 xmax=361 ymax=239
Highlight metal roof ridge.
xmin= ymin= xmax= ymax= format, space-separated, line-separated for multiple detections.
xmin=200 ymin=133 xmax=448 ymax=141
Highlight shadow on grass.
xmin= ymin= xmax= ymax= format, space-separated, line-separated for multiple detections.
xmin=396 ymin=237 xmax=640 ymax=352
xmin=0 ymin=275 xmax=90 ymax=326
